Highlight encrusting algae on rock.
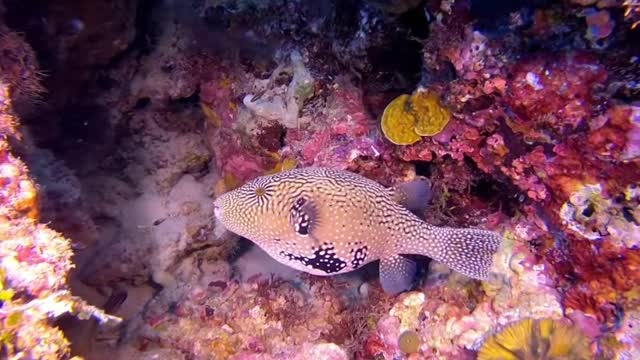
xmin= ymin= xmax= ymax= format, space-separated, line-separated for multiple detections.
xmin=477 ymin=317 xmax=592 ymax=360
xmin=381 ymin=89 xmax=451 ymax=145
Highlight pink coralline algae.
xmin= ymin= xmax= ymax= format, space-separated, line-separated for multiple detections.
xmin=208 ymin=127 xmax=278 ymax=185
xmin=200 ymin=69 xmax=238 ymax=129
xmin=283 ymin=80 xmax=385 ymax=172
xmin=616 ymin=105 xmax=640 ymax=161
xmin=505 ymin=51 xmax=608 ymax=133
xmin=206 ymin=69 xmax=413 ymax=187
xmin=232 ymin=343 xmax=348 ymax=360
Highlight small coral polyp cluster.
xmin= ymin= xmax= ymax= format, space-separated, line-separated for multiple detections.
xmin=0 ymin=0 xmax=639 ymax=359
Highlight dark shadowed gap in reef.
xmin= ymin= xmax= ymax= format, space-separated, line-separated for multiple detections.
xmin=53 ymin=104 xmax=113 ymax=150
xmin=167 ymin=89 xmax=201 ymax=112
xmin=360 ymin=2 xmax=429 ymax=120
xmin=2 ymin=0 xmax=54 ymax=70
xmin=470 ymin=0 xmax=541 ymax=37
xmin=395 ymin=0 xmax=430 ymax=40
xmin=329 ymin=0 xmax=363 ymax=40
xmin=463 ymin=156 xmax=522 ymax=217
xmin=134 ymin=97 xmax=152 ymax=110
xmin=227 ymin=237 xmax=261 ymax=265
xmin=363 ymin=26 xmax=424 ymax=92
xmin=405 ymin=254 xmax=432 ymax=284
xmin=412 ymin=161 xmax=432 ymax=178
xmin=113 ymin=0 xmax=164 ymax=63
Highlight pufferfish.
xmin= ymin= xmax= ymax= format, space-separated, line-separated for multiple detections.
xmin=214 ymin=167 xmax=502 ymax=294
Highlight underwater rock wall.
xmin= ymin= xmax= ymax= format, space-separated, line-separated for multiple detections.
xmin=0 ymin=0 xmax=639 ymax=359
xmin=0 ymin=14 xmax=120 ymax=359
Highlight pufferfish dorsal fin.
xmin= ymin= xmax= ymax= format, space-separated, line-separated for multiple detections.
xmin=379 ymin=254 xmax=418 ymax=295
xmin=290 ymin=196 xmax=318 ymax=237
xmin=390 ymin=176 xmax=433 ymax=213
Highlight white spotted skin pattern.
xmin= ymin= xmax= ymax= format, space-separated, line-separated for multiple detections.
xmin=214 ymin=167 xmax=502 ymax=280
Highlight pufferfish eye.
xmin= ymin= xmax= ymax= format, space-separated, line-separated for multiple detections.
xmin=255 ymin=186 xmax=266 ymax=197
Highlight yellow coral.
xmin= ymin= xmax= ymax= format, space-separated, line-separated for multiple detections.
xmin=380 ymin=90 xmax=450 ymax=145
xmin=214 ymin=173 xmax=241 ymax=197
xmin=410 ymin=91 xmax=451 ymax=136
xmin=265 ymin=157 xmax=297 ymax=175
xmin=477 ymin=318 xmax=592 ymax=360
xmin=381 ymin=94 xmax=422 ymax=145
xmin=398 ymin=330 xmax=421 ymax=354
xmin=210 ymin=332 xmax=240 ymax=359
xmin=264 ymin=151 xmax=298 ymax=175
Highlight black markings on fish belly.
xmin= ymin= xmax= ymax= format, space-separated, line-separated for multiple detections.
xmin=279 ymin=246 xmax=348 ymax=274
xmin=350 ymin=246 xmax=369 ymax=269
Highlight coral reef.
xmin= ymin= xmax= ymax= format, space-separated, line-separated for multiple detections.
xmin=0 ymin=38 xmax=118 ymax=359
xmin=0 ymin=0 xmax=639 ymax=359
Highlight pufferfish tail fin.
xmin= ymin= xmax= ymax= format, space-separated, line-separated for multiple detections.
xmin=417 ymin=224 xmax=502 ymax=280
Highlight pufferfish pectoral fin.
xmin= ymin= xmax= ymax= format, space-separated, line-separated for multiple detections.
xmin=289 ymin=196 xmax=318 ymax=237
xmin=379 ymin=254 xmax=417 ymax=295
xmin=391 ymin=176 xmax=433 ymax=213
